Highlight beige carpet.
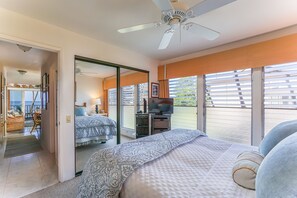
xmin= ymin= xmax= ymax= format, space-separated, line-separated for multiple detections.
xmin=24 ymin=177 xmax=81 ymax=198
xmin=4 ymin=135 xmax=42 ymax=158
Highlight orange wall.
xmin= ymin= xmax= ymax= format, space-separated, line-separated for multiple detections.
xmin=159 ymin=33 xmax=297 ymax=80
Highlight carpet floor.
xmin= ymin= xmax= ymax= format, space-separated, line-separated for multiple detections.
xmin=24 ymin=176 xmax=81 ymax=198
xmin=4 ymin=135 xmax=42 ymax=158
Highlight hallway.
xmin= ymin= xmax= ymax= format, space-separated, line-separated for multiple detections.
xmin=0 ymin=137 xmax=58 ymax=198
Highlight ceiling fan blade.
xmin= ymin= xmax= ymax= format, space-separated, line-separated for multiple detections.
xmin=118 ymin=22 xmax=160 ymax=33
xmin=184 ymin=22 xmax=220 ymax=40
xmin=188 ymin=0 xmax=236 ymax=17
xmin=152 ymin=0 xmax=174 ymax=11
xmin=158 ymin=28 xmax=175 ymax=50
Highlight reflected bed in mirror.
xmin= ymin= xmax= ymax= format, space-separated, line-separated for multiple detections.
xmin=75 ymin=102 xmax=117 ymax=147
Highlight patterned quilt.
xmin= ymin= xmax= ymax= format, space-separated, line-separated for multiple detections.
xmin=77 ymin=129 xmax=206 ymax=198
xmin=75 ymin=115 xmax=117 ymax=146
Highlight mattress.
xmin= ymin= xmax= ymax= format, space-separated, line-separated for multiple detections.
xmin=75 ymin=115 xmax=117 ymax=146
xmin=120 ymin=136 xmax=256 ymax=198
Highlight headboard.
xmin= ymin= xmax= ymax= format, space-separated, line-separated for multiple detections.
xmin=75 ymin=102 xmax=86 ymax=107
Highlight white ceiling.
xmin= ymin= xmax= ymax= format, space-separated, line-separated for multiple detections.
xmin=6 ymin=67 xmax=40 ymax=85
xmin=75 ymin=60 xmax=117 ymax=78
xmin=75 ymin=60 xmax=139 ymax=78
xmin=0 ymin=40 xmax=53 ymax=84
xmin=0 ymin=40 xmax=52 ymax=70
xmin=0 ymin=0 xmax=297 ymax=61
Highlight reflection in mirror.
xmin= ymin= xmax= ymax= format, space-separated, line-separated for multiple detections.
xmin=75 ymin=60 xmax=117 ymax=173
xmin=120 ymin=69 xmax=149 ymax=143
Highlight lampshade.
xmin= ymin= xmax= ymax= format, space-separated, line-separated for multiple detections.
xmin=95 ymin=98 xmax=101 ymax=105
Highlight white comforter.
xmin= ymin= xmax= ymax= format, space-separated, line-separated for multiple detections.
xmin=120 ymin=136 xmax=256 ymax=198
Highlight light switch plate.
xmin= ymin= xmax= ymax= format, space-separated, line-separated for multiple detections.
xmin=66 ymin=115 xmax=71 ymax=123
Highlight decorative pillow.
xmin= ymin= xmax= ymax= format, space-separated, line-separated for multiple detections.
xmin=7 ymin=110 xmax=15 ymax=117
xmin=259 ymin=120 xmax=297 ymax=156
xmin=256 ymin=132 xmax=297 ymax=197
xmin=232 ymin=151 xmax=264 ymax=190
xmin=75 ymin=107 xmax=87 ymax=116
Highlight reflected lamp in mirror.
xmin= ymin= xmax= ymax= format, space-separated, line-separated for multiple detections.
xmin=95 ymin=98 xmax=101 ymax=114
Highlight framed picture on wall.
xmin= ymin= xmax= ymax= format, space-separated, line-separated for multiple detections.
xmin=41 ymin=91 xmax=48 ymax=110
xmin=151 ymin=82 xmax=159 ymax=98
xmin=41 ymin=73 xmax=49 ymax=110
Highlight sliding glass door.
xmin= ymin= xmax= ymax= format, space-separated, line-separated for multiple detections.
xmin=169 ymin=76 xmax=197 ymax=129
xmin=205 ymin=69 xmax=252 ymax=145
xmin=264 ymin=62 xmax=297 ymax=134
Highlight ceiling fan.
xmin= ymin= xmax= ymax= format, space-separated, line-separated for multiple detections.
xmin=118 ymin=0 xmax=236 ymax=50
xmin=75 ymin=67 xmax=100 ymax=76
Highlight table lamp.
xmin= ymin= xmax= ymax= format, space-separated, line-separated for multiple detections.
xmin=95 ymin=98 xmax=101 ymax=114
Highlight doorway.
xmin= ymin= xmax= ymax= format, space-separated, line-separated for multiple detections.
xmin=5 ymin=88 xmax=41 ymax=158
xmin=0 ymin=39 xmax=59 ymax=198
xmin=74 ymin=56 xmax=149 ymax=174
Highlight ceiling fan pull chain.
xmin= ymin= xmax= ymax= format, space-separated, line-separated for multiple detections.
xmin=179 ymin=23 xmax=181 ymax=47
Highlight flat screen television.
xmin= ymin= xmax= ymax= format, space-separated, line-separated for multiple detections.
xmin=148 ymin=98 xmax=174 ymax=115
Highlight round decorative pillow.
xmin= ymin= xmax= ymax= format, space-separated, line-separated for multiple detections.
xmin=259 ymin=120 xmax=297 ymax=156
xmin=232 ymin=151 xmax=264 ymax=190
xmin=256 ymin=132 xmax=297 ymax=197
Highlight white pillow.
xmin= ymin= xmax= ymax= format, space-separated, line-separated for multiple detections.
xmin=232 ymin=151 xmax=264 ymax=190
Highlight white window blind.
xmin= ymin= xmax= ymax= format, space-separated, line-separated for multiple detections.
xmin=169 ymin=76 xmax=197 ymax=129
xmin=205 ymin=69 xmax=252 ymax=108
xmin=137 ymin=83 xmax=148 ymax=106
xmin=121 ymin=85 xmax=134 ymax=106
xmin=121 ymin=85 xmax=135 ymax=129
xmin=205 ymin=69 xmax=252 ymax=144
xmin=137 ymin=83 xmax=148 ymax=112
xmin=108 ymin=88 xmax=117 ymax=121
xmin=264 ymin=62 xmax=297 ymax=134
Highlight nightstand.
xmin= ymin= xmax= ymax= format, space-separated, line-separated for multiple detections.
xmin=98 ymin=113 xmax=108 ymax=117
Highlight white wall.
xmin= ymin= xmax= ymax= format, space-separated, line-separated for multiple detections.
xmin=41 ymin=53 xmax=57 ymax=155
xmin=0 ymin=7 xmax=159 ymax=182
xmin=76 ymin=75 xmax=103 ymax=114
xmin=0 ymin=64 xmax=3 ymax=142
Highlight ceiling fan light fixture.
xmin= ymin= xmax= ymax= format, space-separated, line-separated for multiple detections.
xmin=17 ymin=70 xmax=27 ymax=75
xmin=118 ymin=0 xmax=235 ymax=49
xmin=17 ymin=44 xmax=32 ymax=52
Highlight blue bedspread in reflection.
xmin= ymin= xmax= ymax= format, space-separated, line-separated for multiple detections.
xmin=75 ymin=115 xmax=117 ymax=146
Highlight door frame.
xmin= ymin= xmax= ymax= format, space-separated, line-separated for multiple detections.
xmin=0 ymin=35 xmax=60 ymax=175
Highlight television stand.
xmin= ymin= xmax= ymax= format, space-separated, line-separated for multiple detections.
xmin=151 ymin=114 xmax=171 ymax=135
xmin=135 ymin=114 xmax=172 ymax=138
xmin=135 ymin=113 xmax=150 ymax=139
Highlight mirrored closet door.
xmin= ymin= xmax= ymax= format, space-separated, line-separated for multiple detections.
xmin=74 ymin=56 xmax=149 ymax=174
xmin=74 ymin=59 xmax=118 ymax=173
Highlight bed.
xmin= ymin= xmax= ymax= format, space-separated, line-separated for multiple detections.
xmin=77 ymin=129 xmax=256 ymax=198
xmin=75 ymin=103 xmax=117 ymax=147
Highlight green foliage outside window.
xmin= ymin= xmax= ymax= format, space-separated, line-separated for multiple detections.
xmin=170 ymin=77 xmax=197 ymax=107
